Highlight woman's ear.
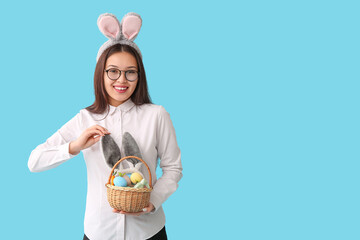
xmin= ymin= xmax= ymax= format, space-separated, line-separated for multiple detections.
xmin=120 ymin=12 xmax=142 ymax=41
xmin=101 ymin=134 xmax=121 ymax=168
xmin=123 ymin=132 xmax=143 ymax=165
xmin=97 ymin=13 xmax=121 ymax=40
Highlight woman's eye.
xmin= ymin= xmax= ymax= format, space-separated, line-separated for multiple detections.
xmin=109 ymin=69 xmax=118 ymax=73
xmin=128 ymin=71 xmax=136 ymax=74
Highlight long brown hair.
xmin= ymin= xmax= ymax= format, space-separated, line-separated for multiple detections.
xmin=85 ymin=44 xmax=152 ymax=117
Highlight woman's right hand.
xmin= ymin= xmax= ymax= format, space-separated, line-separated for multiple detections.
xmin=69 ymin=125 xmax=110 ymax=155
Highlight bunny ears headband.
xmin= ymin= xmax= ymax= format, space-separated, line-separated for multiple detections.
xmin=96 ymin=12 xmax=143 ymax=62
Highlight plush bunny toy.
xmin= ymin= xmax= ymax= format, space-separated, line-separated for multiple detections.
xmin=101 ymin=132 xmax=146 ymax=180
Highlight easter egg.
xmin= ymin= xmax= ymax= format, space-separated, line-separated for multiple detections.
xmin=113 ymin=176 xmax=127 ymax=187
xmin=130 ymin=172 xmax=143 ymax=184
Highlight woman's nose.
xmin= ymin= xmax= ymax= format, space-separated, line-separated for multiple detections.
xmin=117 ymin=73 xmax=127 ymax=83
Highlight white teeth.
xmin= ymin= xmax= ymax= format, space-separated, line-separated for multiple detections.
xmin=114 ymin=87 xmax=128 ymax=90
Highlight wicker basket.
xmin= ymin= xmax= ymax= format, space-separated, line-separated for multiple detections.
xmin=105 ymin=156 xmax=153 ymax=212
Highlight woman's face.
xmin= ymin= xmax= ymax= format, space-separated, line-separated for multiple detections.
xmin=104 ymin=51 xmax=139 ymax=107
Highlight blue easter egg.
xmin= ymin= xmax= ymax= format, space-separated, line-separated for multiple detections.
xmin=113 ymin=177 xmax=127 ymax=187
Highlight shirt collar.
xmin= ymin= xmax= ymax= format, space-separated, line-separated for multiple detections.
xmin=108 ymin=98 xmax=135 ymax=115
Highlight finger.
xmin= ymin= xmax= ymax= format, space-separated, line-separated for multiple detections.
xmin=94 ymin=126 xmax=108 ymax=135
xmin=87 ymin=135 xmax=100 ymax=145
xmin=142 ymin=203 xmax=154 ymax=213
xmin=82 ymin=134 xmax=101 ymax=149
xmin=86 ymin=129 xmax=105 ymax=138
xmin=94 ymin=125 xmax=110 ymax=135
xmin=142 ymin=207 xmax=151 ymax=213
xmin=89 ymin=125 xmax=108 ymax=134
xmin=82 ymin=132 xmax=103 ymax=147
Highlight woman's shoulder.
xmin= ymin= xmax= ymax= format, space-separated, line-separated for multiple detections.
xmin=136 ymin=103 xmax=168 ymax=115
xmin=137 ymin=102 xmax=161 ymax=110
xmin=77 ymin=107 xmax=107 ymax=122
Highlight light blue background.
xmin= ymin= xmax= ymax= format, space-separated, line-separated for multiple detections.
xmin=0 ymin=0 xmax=359 ymax=239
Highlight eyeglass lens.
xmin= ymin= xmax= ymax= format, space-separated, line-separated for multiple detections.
xmin=107 ymin=69 xmax=138 ymax=81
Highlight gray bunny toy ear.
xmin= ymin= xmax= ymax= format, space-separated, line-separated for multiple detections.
xmin=101 ymin=134 xmax=121 ymax=169
xmin=123 ymin=132 xmax=143 ymax=164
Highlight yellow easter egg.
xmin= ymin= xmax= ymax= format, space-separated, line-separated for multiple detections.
xmin=130 ymin=172 xmax=143 ymax=184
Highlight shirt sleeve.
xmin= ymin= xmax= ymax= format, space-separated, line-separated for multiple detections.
xmin=150 ymin=106 xmax=183 ymax=212
xmin=28 ymin=111 xmax=82 ymax=172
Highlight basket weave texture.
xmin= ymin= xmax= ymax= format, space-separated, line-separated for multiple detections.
xmin=105 ymin=156 xmax=153 ymax=212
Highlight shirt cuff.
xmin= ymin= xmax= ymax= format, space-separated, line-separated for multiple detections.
xmin=62 ymin=141 xmax=78 ymax=158
xmin=149 ymin=192 xmax=163 ymax=214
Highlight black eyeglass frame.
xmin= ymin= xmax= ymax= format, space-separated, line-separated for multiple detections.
xmin=104 ymin=68 xmax=140 ymax=82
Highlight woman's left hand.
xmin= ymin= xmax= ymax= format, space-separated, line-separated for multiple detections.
xmin=112 ymin=202 xmax=154 ymax=216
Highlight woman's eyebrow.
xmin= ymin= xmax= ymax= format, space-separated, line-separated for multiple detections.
xmin=106 ymin=65 xmax=137 ymax=69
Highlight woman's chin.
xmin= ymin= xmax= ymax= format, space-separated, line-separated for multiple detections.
xmin=109 ymin=96 xmax=130 ymax=106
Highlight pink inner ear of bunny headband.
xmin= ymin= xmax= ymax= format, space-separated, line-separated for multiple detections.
xmin=122 ymin=15 xmax=141 ymax=40
xmin=98 ymin=16 xmax=120 ymax=39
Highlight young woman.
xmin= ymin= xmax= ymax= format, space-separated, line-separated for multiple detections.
xmin=28 ymin=12 xmax=182 ymax=240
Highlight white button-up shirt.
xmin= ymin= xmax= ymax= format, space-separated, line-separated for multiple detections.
xmin=28 ymin=98 xmax=183 ymax=240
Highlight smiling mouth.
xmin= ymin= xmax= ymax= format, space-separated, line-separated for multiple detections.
xmin=113 ymin=86 xmax=129 ymax=93
xmin=114 ymin=86 xmax=128 ymax=90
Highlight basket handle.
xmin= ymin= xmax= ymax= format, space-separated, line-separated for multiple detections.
xmin=106 ymin=156 xmax=152 ymax=188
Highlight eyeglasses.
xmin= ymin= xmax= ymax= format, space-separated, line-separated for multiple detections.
xmin=104 ymin=68 xmax=139 ymax=82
